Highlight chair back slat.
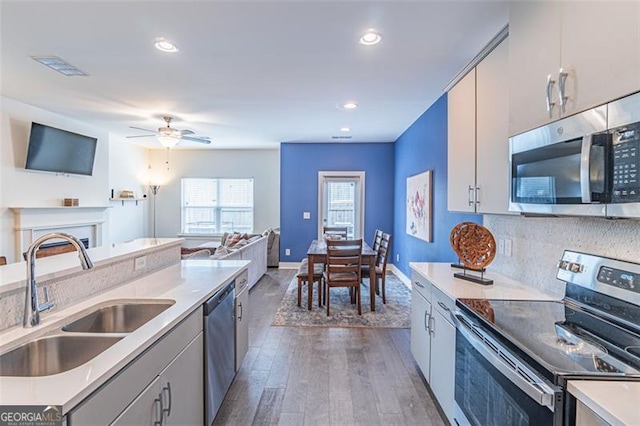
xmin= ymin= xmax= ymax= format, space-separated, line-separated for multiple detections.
xmin=323 ymin=226 xmax=348 ymax=239
xmin=372 ymin=229 xmax=383 ymax=252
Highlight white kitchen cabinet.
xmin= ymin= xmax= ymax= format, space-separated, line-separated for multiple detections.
xmin=69 ymin=307 xmax=203 ymax=426
xmin=235 ymin=269 xmax=249 ymax=372
xmin=411 ymin=282 xmax=432 ymax=380
xmin=158 ymin=332 xmax=203 ymax=425
xmin=111 ymin=377 xmax=161 ymax=425
xmin=448 ymin=68 xmax=477 ymax=213
xmin=448 ymin=38 xmax=511 ymax=214
xmin=576 ymin=401 xmax=610 ymax=426
xmin=429 ymin=309 xmax=456 ymax=423
xmin=509 ymin=2 xmax=640 ymax=136
xmin=410 ymin=272 xmax=457 ymax=424
xmin=112 ymin=333 xmax=203 ymax=426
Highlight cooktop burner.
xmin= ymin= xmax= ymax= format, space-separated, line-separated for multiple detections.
xmin=457 ymin=298 xmax=640 ymax=380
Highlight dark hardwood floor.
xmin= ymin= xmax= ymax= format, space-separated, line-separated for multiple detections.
xmin=213 ymin=269 xmax=446 ymax=426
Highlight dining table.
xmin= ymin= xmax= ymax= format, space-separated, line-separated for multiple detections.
xmin=306 ymin=239 xmax=378 ymax=311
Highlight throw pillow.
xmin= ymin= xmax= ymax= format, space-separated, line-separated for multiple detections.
xmin=225 ymin=232 xmax=243 ymax=246
xmin=232 ymin=239 xmax=248 ymax=248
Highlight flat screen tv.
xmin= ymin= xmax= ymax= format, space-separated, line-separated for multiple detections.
xmin=25 ymin=122 xmax=97 ymax=176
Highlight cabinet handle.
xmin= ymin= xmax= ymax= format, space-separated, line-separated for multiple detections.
xmin=475 ymin=186 xmax=480 ymax=206
xmin=424 ymin=311 xmax=430 ymax=332
xmin=429 ymin=315 xmax=435 ymax=336
xmin=437 ymin=301 xmax=450 ymax=312
xmin=414 ymin=281 xmax=425 ymax=288
xmin=558 ymin=68 xmax=569 ymax=113
xmin=162 ymin=382 xmax=172 ymax=417
xmin=467 ymin=185 xmax=474 ymax=207
xmin=546 ymin=74 xmax=556 ymax=118
xmin=238 ymin=302 xmax=243 ymax=321
xmin=154 ymin=395 xmax=163 ymax=426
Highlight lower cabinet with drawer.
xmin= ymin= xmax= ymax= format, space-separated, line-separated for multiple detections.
xmin=410 ymin=271 xmax=456 ymax=424
xmin=69 ymin=307 xmax=204 ymax=426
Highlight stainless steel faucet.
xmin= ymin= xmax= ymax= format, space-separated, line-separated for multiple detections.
xmin=23 ymin=232 xmax=94 ymax=327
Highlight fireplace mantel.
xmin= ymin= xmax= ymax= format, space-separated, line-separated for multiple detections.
xmin=10 ymin=206 xmax=111 ymax=260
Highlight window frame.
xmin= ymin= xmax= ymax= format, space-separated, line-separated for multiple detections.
xmin=180 ymin=177 xmax=254 ymax=236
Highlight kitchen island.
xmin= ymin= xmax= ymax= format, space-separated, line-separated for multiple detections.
xmin=0 ymin=258 xmax=249 ymax=422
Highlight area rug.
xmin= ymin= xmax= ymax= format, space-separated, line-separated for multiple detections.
xmin=271 ymin=273 xmax=410 ymax=328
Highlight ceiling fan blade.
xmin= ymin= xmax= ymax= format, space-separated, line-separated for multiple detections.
xmin=129 ymin=126 xmax=156 ymax=133
xmin=126 ymin=134 xmax=155 ymax=138
xmin=181 ymin=136 xmax=211 ymax=144
xmin=180 ymin=129 xmax=195 ymax=135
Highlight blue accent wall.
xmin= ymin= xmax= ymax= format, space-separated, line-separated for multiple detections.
xmin=393 ymin=93 xmax=481 ymax=277
xmin=280 ymin=143 xmax=395 ymax=261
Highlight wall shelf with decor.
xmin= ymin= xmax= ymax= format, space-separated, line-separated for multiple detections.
xmin=109 ymin=198 xmax=146 ymax=206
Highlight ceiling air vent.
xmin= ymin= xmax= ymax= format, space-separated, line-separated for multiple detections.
xmin=331 ymin=135 xmax=353 ymax=140
xmin=30 ymin=56 xmax=89 ymax=76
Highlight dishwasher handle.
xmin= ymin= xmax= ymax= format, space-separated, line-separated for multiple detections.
xmin=204 ymin=280 xmax=235 ymax=315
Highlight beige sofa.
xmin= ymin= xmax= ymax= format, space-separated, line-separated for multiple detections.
xmin=209 ymin=233 xmax=267 ymax=289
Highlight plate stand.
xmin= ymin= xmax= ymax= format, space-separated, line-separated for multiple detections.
xmin=452 ymin=265 xmax=494 ymax=285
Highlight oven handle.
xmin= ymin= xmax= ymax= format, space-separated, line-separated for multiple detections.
xmin=451 ymin=311 xmax=559 ymax=411
xmin=580 ymin=134 xmax=593 ymax=203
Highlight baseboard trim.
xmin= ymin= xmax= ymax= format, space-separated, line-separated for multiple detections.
xmin=388 ymin=264 xmax=411 ymax=289
xmin=278 ymin=262 xmax=301 ymax=269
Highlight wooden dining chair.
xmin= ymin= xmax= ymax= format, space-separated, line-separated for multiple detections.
xmin=296 ymin=258 xmax=324 ymax=308
xmin=372 ymin=229 xmax=383 ymax=252
xmin=323 ymin=226 xmax=348 ymax=240
xmin=375 ymin=233 xmax=392 ymax=304
xmin=323 ymin=239 xmax=363 ymax=316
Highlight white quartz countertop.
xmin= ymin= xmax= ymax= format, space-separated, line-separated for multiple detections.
xmin=0 ymin=259 xmax=249 ymax=414
xmin=568 ymin=380 xmax=640 ymax=426
xmin=409 ymin=262 xmax=559 ymax=301
xmin=0 ymin=238 xmax=184 ymax=293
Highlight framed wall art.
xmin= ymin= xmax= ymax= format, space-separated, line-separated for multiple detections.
xmin=406 ymin=170 xmax=432 ymax=242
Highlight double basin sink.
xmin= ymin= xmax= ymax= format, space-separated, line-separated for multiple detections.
xmin=0 ymin=299 xmax=175 ymax=377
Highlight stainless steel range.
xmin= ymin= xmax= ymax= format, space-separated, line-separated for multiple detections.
xmin=452 ymin=250 xmax=640 ymax=425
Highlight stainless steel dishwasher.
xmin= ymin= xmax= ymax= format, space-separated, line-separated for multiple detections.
xmin=204 ymin=280 xmax=236 ymax=425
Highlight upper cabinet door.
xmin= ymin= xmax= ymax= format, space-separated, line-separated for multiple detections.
xmin=476 ymin=39 xmax=512 ymax=215
xmin=447 ymin=68 xmax=477 ymax=212
xmin=509 ymin=2 xmax=562 ymax=136
xmin=560 ymin=2 xmax=640 ymax=115
xmin=509 ymin=2 xmax=640 ymax=136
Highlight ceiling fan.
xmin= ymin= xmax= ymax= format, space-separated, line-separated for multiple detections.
xmin=126 ymin=116 xmax=211 ymax=148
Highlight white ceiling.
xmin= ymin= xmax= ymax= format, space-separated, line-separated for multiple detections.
xmin=1 ymin=1 xmax=509 ymax=150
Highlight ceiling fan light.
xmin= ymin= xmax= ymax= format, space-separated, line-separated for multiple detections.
xmin=157 ymin=135 xmax=179 ymax=148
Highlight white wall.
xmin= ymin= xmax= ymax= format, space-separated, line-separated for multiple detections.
xmin=484 ymin=214 xmax=640 ymax=298
xmin=0 ymin=97 xmax=149 ymax=262
xmin=147 ymin=148 xmax=280 ymax=241
xmin=108 ymin=136 xmax=149 ymax=244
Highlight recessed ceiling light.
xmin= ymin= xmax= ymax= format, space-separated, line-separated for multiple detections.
xmin=338 ymin=102 xmax=358 ymax=110
xmin=31 ymin=56 xmax=89 ymax=76
xmin=340 ymin=127 xmax=351 ymax=132
xmin=154 ymin=38 xmax=179 ymax=53
xmin=359 ymin=30 xmax=382 ymax=46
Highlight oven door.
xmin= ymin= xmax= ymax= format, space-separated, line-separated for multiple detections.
xmin=509 ymin=104 xmax=608 ymax=217
xmin=452 ymin=312 xmax=563 ymax=426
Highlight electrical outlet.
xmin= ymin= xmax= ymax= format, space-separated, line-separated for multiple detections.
xmin=303 ymin=212 xmax=311 ymax=219
xmin=504 ymin=239 xmax=512 ymax=257
xmin=396 ymin=253 xmax=400 ymax=262
xmin=498 ymin=239 xmax=505 ymax=255
xmin=285 ymin=248 xmax=291 ymax=256
xmin=134 ymin=256 xmax=147 ymax=271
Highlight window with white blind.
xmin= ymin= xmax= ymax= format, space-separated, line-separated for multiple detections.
xmin=181 ymin=178 xmax=254 ymax=234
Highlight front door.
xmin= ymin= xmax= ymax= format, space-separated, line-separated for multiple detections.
xmin=318 ymin=171 xmax=365 ymax=239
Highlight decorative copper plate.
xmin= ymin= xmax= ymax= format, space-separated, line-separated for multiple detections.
xmin=449 ymin=222 xmax=496 ymax=270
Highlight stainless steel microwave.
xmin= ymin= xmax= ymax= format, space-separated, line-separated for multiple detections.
xmin=509 ymin=91 xmax=640 ymax=218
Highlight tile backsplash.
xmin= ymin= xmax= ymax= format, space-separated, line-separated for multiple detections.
xmin=484 ymin=214 xmax=640 ymax=298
